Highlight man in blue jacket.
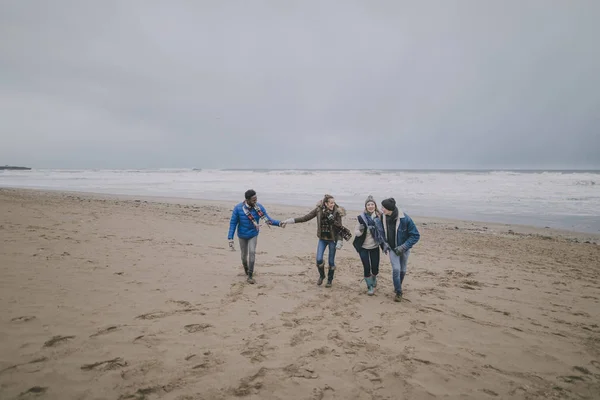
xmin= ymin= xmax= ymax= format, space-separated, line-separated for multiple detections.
xmin=227 ymin=189 xmax=284 ymax=284
xmin=381 ymin=198 xmax=420 ymax=302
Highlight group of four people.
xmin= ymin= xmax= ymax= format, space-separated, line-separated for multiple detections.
xmin=227 ymin=189 xmax=420 ymax=302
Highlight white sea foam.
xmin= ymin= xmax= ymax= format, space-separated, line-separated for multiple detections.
xmin=1 ymin=169 xmax=599 ymax=233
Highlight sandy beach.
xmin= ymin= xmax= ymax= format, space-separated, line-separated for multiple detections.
xmin=1 ymin=188 xmax=599 ymax=400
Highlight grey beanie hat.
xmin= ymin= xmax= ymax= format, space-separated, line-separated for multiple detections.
xmin=365 ymin=195 xmax=376 ymax=207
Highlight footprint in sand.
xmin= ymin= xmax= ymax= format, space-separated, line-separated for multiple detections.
xmin=18 ymin=386 xmax=48 ymax=397
xmin=11 ymin=316 xmax=36 ymax=323
xmin=135 ymin=308 xmax=201 ymax=320
xmin=89 ymin=325 xmax=121 ymax=338
xmin=231 ymin=367 xmax=267 ymax=397
xmin=480 ymin=388 xmax=499 ymax=396
xmin=284 ymin=363 xmax=319 ymax=379
xmin=0 ymin=357 xmax=48 ymax=375
xmin=368 ymin=326 xmax=388 ymax=338
xmin=167 ymin=299 xmax=193 ymax=308
xmin=184 ymin=323 xmax=212 ymax=333
xmin=224 ymin=282 xmax=245 ymax=304
xmin=81 ymin=357 xmax=128 ymax=371
xmin=43 ymin=335 xmax=75 ymax=347
xmin=310 ymin=386 xmax=335 ymax=400
xmin=119 ymin=359 xmax=161 ymax=381
xmin=132 ymin=334 xmax=163 ymax=348
xmin=559 ymin=375 xmax=586 ymax=383
xmin=190 ymin=351 xmax=224 ymax=375
xmin=352 ymin=362 xmax=383 ymax=386
xmin=241 ymin=338 xmax=276 ymax=363
xmin=290 ymin=329 xmax=313 ymax=346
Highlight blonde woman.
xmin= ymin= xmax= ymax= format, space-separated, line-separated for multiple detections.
xmin=352 ymin=195 xmax=389 ymax=295
xmin=284 ymin=194 xmax=351 ymax=287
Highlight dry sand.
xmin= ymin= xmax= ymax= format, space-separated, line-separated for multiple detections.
xmin=1 ymin=188 xmax=599 ymax=400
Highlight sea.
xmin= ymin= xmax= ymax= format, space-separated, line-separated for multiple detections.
xmin=1 ymin=169 xmax=599 ymax=234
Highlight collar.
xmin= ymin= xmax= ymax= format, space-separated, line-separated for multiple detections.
xmin=385 ymin=210 xmax=405 ymax=220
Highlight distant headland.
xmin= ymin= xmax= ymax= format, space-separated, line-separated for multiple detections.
xmin=0 ymin=165 xmax=32 ymax=170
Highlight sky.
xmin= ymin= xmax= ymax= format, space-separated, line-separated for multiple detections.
xmin=1 ymin=1 xmax=599 ymax=170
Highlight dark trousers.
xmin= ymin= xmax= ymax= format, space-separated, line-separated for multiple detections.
xmin=358 ymin=247 xmax=380 ymax=278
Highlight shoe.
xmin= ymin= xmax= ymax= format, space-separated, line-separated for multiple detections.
xmin=317 ymin=264 xmax=325 ymax=286
xmin=365 ymin=276 xmax=374 ymax=296
xmin=247 ymin=273 xmax=255 ymax=284
xmin=327 ymin=267 xmax=335 ymax=285
xmin=394 ymin=293 xmax=402 ymax=302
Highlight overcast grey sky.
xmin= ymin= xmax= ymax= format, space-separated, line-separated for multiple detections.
xmin=1 ymin=1 xmax=599 ymax=169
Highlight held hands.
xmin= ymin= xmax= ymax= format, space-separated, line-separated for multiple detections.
xmin=383 ymin=243 xmax=391 ymax=255
xmin=281 ymin=218 xmax=295 ymax=228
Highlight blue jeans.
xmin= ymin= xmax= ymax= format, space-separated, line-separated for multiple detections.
xmin=316 ymin=239 xmax=337 ymax=267
xmin=389 ymin=249 xmax=410 ymax=294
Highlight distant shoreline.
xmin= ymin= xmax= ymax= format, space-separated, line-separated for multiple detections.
xmin=0 ymin=165 xmax=31 ymax=170
xmin=2 ymin=167 xmax=599 ymax=173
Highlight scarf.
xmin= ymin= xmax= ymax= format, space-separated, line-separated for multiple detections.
xmin=243 ymin=201 xmax=271 ymax=231
xmin=362 ymin=212 xmax=386 ymax=246
xmin=322 ymin=206 xmax=352 ymax=241
xmin=385 ymin=207 xmax=399 ymax=248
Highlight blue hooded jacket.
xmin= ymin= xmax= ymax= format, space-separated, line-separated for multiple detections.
xmin=227 ymin=202 xmax=281 ymax=240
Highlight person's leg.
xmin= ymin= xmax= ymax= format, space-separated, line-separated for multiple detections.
xmin=369 ymin=248 xmax=380 ymax=292
xmin=358 ymin=248 xmax=374 ymax=294
xmin=238 ymin=238 xmax=249 ymax=275
xmin=246 ymin=236 xmax=258 ymax=283
xmin=326 ymin=240 xmax=337 ymax=287
xmin=358 ymin=248 xmax=371 ymax=278
xmin=371 ymin=248 xmax=380 ymax=285
xmin=389 ymin=251 xmax=403 ymax=301
xmin=328 ymin=240 xmax=337 ymax=270
xmin=315 ymin=239 xmax=326 ymax=285
xmin=398 ymin=249 xmax=410 ymax=291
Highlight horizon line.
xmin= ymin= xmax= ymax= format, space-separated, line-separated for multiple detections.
xmin=11 ymin=167 xmax=600 ymax=172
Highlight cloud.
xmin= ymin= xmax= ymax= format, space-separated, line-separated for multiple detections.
xmin=1 ymin=1 xmax=599 ymax=169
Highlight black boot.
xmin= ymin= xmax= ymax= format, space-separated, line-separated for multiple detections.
xmin=317 ymin=263 xmax=325 ymax=285
xmin=394 ymin=271 xmax=405 ymax=299
xmin=247 ymin=271 xmax=255 ymax=284
xmin=325 ymin=267 xmax=335 ymax=288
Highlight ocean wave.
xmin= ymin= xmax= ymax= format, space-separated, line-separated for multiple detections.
xmin=574 ymin=180 xmax=596 ymax=186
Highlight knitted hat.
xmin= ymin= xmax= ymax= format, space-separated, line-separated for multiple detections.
xmin=245 ymin=189 xmax=257 ymax=200
xmin=381 ymin=198 xmax=396 ymax=211
xmin=365 ymin=195 xmax=376 ymax=207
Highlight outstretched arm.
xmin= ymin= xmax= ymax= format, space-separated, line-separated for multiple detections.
xmin=260 ymin=205 xmax=281 ymax=226
xmin=289 ymin=207 xmax=318 ymax=224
